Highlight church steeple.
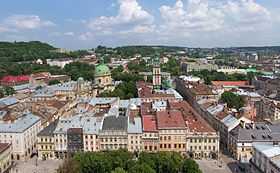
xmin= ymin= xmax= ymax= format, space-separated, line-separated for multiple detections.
xmin=153 ymin=53 xmax=161 ymax=89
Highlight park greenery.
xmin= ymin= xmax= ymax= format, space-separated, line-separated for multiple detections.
xmin=189 ymin=70 xmax=248 ymax=85
xmin=221 ymin=91 xmax=245 ymax=110
xmin=57 ymin=150 xmax=202 ymax=173
xmin=0 ymin=86 xmax=15 ymax=98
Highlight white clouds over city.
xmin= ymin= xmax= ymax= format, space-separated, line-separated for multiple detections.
xmin=4 ymin=15 xmax=55 ymax=30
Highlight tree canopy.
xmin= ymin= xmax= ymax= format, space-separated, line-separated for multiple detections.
xmin=221 ymin=91 xmax=245 ymax=109
xmin=58 ymin=150 xmax=202 ymax=173
xmin=189 ymin=70 xmax=248 ymax=85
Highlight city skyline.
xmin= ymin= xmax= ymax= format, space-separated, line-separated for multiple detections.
xmin=0 ymin=0 xmax=280 ymax=49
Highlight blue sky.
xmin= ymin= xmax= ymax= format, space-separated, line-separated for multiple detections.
xmin=0 ymin=0 xmax=280 ymax=49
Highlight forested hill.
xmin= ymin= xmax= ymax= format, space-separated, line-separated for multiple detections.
xmin=0 ymin=41 xmax=69 ymax=62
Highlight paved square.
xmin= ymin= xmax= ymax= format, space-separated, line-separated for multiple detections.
xmin=10 ymin=158 xmax=62 ymax=173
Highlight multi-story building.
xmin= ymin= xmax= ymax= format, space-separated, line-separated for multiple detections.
xmin=256 ymin=97 xmax=280 ymax=122
xmin=37 ymin=120 xmax=57 ymax=160
xmin=0 ymin=112 xmax=41 ymax=160
xmin=169 ymin=101 xmax=219 ymax=159
xmin=251 ymin=143 xmax=280 ymax=173
xmin=53 ymin=115 xmax=102 ymax=159
xmin=127 ymin=116 xmax=142 ymax=153
xmin=99 ymin=116 xmax=128 ymax=151
xmin=229 ymin=122 xmax=280 ymax=163
xmin=137 ymin=81 xmax=183 ymax=103
xmin=0 ymin=143 xmax=11 ymax=173
xmin=175 ymin=78 xmax=217 ymax=105
xmin=157 ymin=110 xmax=187 ymax=153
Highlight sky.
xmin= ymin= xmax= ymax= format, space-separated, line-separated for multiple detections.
xmin=0 ymin=0 xmax=280 ymax=50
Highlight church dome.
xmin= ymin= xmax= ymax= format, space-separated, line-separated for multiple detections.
xmin=95 ymin=64 xmax=111 ymax=77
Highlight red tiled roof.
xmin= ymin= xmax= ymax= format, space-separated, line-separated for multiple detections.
xmin=169 ymin=101 xmax=215 ymax=133
xmin=212 ymin=81 xmax=248 ymax=87
xmin=142 ymin=115 xmax=157 ymax=132
xmin=156 ymin=110 xmax=186 ymax=129
xmin=137 ymin=81 xmax=174 ymax=98
xmin=0 ymin=75 xmax=29 ymax=83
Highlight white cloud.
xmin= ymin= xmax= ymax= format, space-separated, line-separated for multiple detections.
xmin=87 ymin=0 xmax=153 ymax=33
xmin=159 ymin=0 xmax=225 ymax=33
xmin=0 ymin=26 xmax=9 ymax=33
xmin=78 ymin=32 xmax=94 ymax=41
xmin=223 ymin=0 xmax=271 ymax=25
xmin=4 ymin=15 xmax=55 ymax=30
xmin=158 ymin=0 xmax=272 ymax=36
xmin=64 ymin=32 xmax=75 ymax=36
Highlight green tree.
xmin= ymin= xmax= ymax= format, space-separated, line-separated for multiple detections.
xmin=48 ymin=79 xmax=61 ymax=85
xmin=3 ymin=86 xmax=15 ymax=96
xmin=181 ymin=159 xmax=202 ymax=173
xmin=111 ymin=167 xmax=127 ymax=173
xmin=221 ymin=91 xmax=245 ymax=109
xmin=128 ymin=163 xmax=156 ymax=173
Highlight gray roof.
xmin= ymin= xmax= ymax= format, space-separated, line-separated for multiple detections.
xmin=38 ymin=120 xmax=58 ymax=136
xmin=230 ymin=123 xmax=280 ymax=142
xmin=102 ymin=116 xmax=127 ymax=131
xmin=0 ymin=113 xmax=40 ymax=133
xmin=0 ymin=97 xmax=18 ymax=107
xmin=54 ymin=114 xmax=102 ymax=134
xmin=33 ymin=81 xmax=77 ymax=97
xmin=128 ymin=117 xmax=142 ymax=134
xmin=253 ymin=143 xmax=280 ymax=158
xmin=89 ymin=97 xmax=118 ymax=106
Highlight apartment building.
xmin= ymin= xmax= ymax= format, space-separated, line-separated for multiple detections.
xmin=99 ymin=116 xmax=128 ymax=151
xmin=251 ymin=143 xmax=280 ymax=173
xmin=256 ymin=97 xmax=280 ymax=122
xmin=0 ymin=143 xmax=11 ymax=173
xmin=0 ymin=112 xmax=41 ymax=160
xmin=53 ymin=115 xmax=102 ymax=159
xmin=37 ymin=120 xmax=57 ymax=160
xmin=157 ymin=110 xmax=187 ymax=153
xmin=229 ymin=123 xmax=280 ymax=163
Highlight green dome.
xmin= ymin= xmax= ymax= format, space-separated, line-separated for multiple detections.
xmin=95 ymin=64 xmax=111 ymax=77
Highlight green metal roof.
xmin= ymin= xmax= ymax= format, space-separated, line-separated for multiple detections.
xmin=95 ymin=64 xmax=110 ymax=77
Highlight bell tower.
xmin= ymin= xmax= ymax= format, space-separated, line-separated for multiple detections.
xmin=153 ymin=54 xmax=161 ymax=89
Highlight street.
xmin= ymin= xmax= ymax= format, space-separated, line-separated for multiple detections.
xmin=9 ymin=157 xmax=62 ymax=173
xmin=196 ymin=153 xmax=248 ymax=173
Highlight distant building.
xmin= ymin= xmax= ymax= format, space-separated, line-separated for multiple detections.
xmin=181 ymin=61 xmax=218 ymax=73
xmin=46 ymin=58 xmax=73 ymax=68
xmin=256 ymin=97 xmax=280 ymax=122
xmin=94 ymin=61 xmax=114 ymax=95
xmin=0 ymin=75 xmax=30 ymax=86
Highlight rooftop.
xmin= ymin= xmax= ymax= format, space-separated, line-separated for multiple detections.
xmin=54 ymin=115 xmax=102 ymax=134
xmin=0 ymin=113 xmax=40 ymax=133
xmin=0 ymin=143 xmax=10 ymax=154
xmin=38 ymin=120 xmax=58 ymax=136
xmin=212 ymin=81 xmax=248 ymax=87
xmin=127 ymin=116 xmax=142 ymax=134
xmin=230 ymin=123 xmax=280 ymax=142
xmin=102 ymin=115 xmax=127 ymax=131
xmin=142 ymin=115 xmax=157 ymax=132
xmin=156 ymin=110 xmax=186 ymax=129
